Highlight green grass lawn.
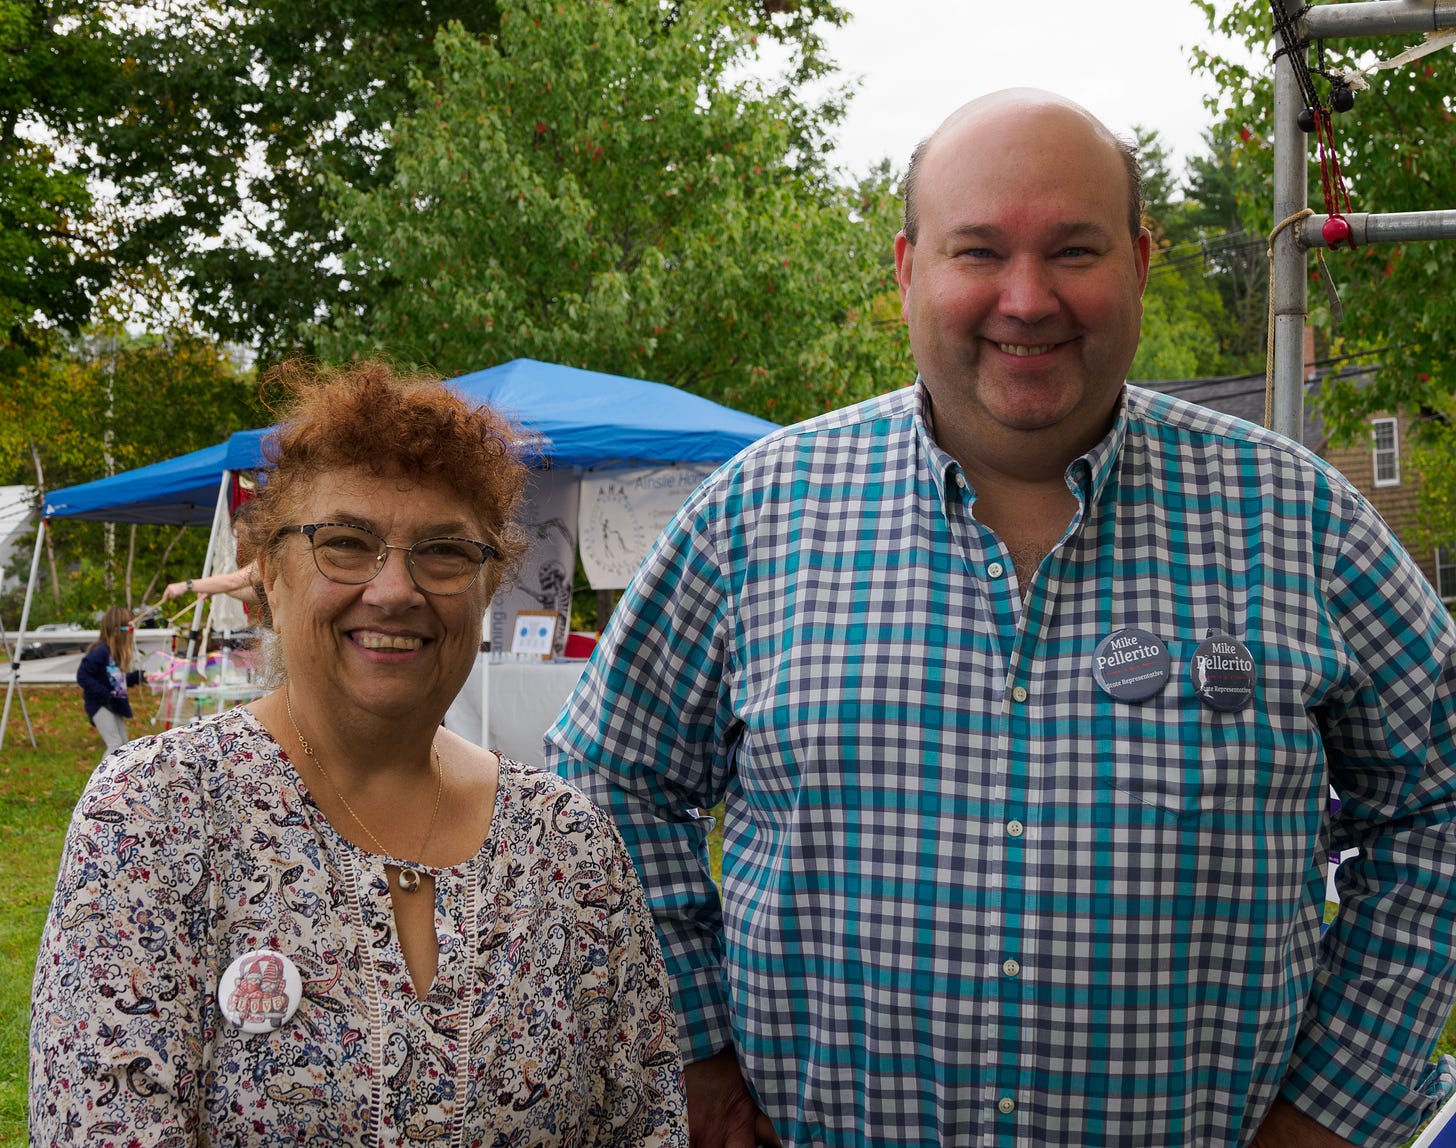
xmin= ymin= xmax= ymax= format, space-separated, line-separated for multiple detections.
xmin=2 ymin=683 xmax=1454 ymax=1146
xmin=0 ymin=683 xmax=107 ymax=1148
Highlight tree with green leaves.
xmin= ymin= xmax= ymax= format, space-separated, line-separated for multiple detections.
xmin=81 ymin=0 xmax=855 ymax=366
xmin=0 ymin=333 xmax=259 ymax=491
xmin=309 ymin=2 xmax=905 ymax=422
xmin=1126 ymin=116 xmax=1278 ymax=384
xmin=1178 ymin=130 xmax=1271 ymax=369
xmin=0 ymin=0 xmax=118 ymax=367
xmin=0 ymin=333 xmax=265 ymax=619
xmin=1131 ymin=126 xmax=1238 ymax=382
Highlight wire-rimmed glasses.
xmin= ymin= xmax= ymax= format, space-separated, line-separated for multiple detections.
xmin=287 ymin=522 xmax=498 ymax=596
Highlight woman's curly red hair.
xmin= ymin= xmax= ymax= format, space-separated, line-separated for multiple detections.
xmin=248 ymin=361 xmax=532 ymax=596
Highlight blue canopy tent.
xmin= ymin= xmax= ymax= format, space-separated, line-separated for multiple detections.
xmin=35 ymin=359 xmax=780 ymax=524
xmin=40 ymin=441 xmax=235 ymax=527
xmin=221 ymin=358 xmax=779 ymax=470
xmin=3 ymin=360 xmax=779 ymax=750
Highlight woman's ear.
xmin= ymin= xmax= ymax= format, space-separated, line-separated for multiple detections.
xmin=256 ymin=552 xmax=284 ymax=631
xmin=257 ymin=550 xmax=277 ymax=594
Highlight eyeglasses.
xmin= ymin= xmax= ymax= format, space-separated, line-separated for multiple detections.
xmin=287 ymin=522 xmax=498 ymax=596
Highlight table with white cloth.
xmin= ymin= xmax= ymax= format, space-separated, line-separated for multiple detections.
xmin=443 ymin=658 xmax=589 ymax=767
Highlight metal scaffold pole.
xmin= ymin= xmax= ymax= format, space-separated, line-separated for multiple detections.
xmin=1271 ymin=0 xmax=1310 ymax=443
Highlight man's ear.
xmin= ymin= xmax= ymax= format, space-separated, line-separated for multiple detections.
xmin=894 ymin=231 xmax=914 ymax=323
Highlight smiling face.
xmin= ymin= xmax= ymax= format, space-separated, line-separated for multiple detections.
xmin=260 ymin=467 xmax=493 ymax=727
xmin=894 ymin=93 xmax=1151 ymax=478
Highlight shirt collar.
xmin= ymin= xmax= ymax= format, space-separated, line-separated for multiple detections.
xmin=1078 ymin=389 xmax=1129 ymax=505
xmin=912 ymin=380 xmax=960 ymax=515
xmin=912 ymin=377 xmax=1129 ymax=511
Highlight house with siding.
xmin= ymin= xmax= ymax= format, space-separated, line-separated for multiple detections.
xmin=1142 ymin=360 xmax=1453 ymax=604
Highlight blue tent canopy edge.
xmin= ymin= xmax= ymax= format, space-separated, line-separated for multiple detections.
xmin=43 ymin=360 xmax=781 ymax=527
xmin=41 ymin=441 xmax=233 ymax=527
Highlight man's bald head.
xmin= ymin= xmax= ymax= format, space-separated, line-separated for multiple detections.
xmin=901 ymin=89 xmax=1144 ymax=245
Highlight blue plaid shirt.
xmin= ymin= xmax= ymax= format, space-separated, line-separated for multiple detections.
xmin=548 ymin=382 xmax=1456 ymax=1147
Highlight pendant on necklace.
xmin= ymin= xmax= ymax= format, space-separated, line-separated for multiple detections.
xmin=396 ymin=867 xmax=423 ymax=894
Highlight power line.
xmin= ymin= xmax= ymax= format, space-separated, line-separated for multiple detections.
xmin=1146 ymin=231 xmax=1264 ymax=279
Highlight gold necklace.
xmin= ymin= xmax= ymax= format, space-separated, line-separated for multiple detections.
xmin=284 ymin=689 xmax=443 ymax=894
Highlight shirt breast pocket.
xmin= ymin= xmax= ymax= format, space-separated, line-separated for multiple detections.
xmin=1100 ymin=699 xmax=1263 ymax=818
xmin=1097 ymin=636 xmax=1324 ymax=819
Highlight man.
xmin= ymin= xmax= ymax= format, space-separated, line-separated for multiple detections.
xmin=547 ymin=90 xmax=1456 ymax=1147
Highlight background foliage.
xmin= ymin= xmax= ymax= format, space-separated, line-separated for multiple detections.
xmin=311 ymin=4 xmax=907 ymax=421
xmin=9 ymin=0 xmax=1456 ymax=616
xmin=1131 ymin=122 xmax=1270 ymax=382
xmin=1 ymin=334 xmax=263 ymax=621
xmin=73 ymin=0 xmax=855 ymax=365
xmin=0 ymin=0 xmax=116 ymax=369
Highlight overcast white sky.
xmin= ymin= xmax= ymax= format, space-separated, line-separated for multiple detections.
xmin=805 ymin=1 xmax=1241 ymax=180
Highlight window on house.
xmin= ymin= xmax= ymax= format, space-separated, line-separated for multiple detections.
xmin=1437 ymin=548 xmax=1456 ymax=602
xmin=1371 ymin=418 xmax=1400 ymax=487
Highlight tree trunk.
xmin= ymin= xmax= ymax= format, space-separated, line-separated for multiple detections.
xmin=138 ymin=525 xmax=191 ymax=606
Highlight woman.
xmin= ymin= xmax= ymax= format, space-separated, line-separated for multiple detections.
xmin=75 ymin=604 xmax=144 ymax=752
xmin=31 ymin=362 xmax=687 ymax=1146
xmin=160 ymin=563 xmax=260 ymax=605
xmin=161 ymin=498 xmax=265 ymax=609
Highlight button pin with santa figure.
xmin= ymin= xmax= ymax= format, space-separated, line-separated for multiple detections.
xmin=218 ymin=948 xmax=303 ymax=1033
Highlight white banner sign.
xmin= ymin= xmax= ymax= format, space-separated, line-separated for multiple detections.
xmin=489 ymin=470 xmax=579 ymax=658
xmin=578 ymin=465 xmax=713 ymax=590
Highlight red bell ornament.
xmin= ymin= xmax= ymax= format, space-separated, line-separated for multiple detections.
xmin=1321 ymin=215 xmax=1354 ymax=249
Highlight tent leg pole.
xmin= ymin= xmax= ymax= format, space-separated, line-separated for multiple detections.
xmin=1 ymin=517 xmax=47 ymax=751
xmin=0 ymin=608 xmax=36 ymax=747
xmin=171 ymin=474 xmax=231 ymax=728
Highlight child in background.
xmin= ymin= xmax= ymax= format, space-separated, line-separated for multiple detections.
xmin=76 ymin=606 xmax=144 ymax=753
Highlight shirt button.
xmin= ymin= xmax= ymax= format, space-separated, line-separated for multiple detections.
xmin=956 ymin=473 xmax=968 ymax=490
xmin=998 ymin=1097 xmax=1016 ymax=1115
xmin=1007 ymin=819 xmax=1025 ymax=837
xmin=1010 ymin=686 xmax=1028 ymax=703
xmin=1003 ymin=959 xmax=1021 ymax=977
xmin=987 ymin=561 xmax=1005 ymax=578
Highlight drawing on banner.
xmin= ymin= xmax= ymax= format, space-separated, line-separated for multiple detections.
xmin=511 ymin=611 xmax=559 ymax=658
xmin=489 ymin=472 xmax=578 ymax=660
xmin=579 ymin=465 xmax=713 ymax=590
xmin=517 ymin=518 xmax=573 ymax=658
xmin=587 ymin=483 xmax=647 ymax=572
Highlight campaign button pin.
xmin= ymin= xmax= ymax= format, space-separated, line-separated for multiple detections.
xmin=1092 ymin=628 xmax=1171 ymax=701
xmin=1190 ymin=634 xmax=1257 ymax=712
xmin=218 ymin=948 xmax=303 ymax=1033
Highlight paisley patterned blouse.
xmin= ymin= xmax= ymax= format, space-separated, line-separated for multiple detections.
xmin=30 ymin=705 xmax=687 ymax=1146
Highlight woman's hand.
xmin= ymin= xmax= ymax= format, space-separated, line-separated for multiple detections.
xmin=162 ymin=581 xmax=205 ymax=603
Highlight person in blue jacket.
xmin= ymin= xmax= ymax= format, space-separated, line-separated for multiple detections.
xmin=76 ymin=605 xmax=143 ymax=753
